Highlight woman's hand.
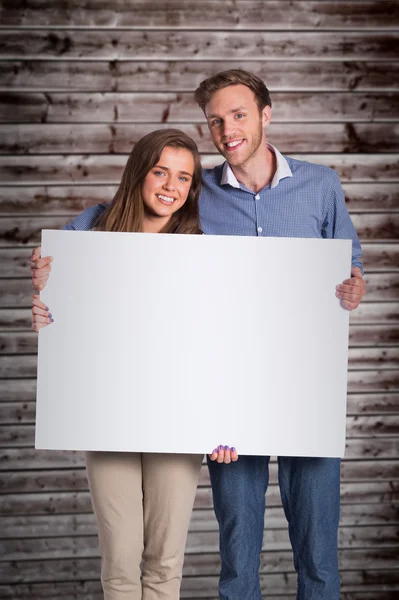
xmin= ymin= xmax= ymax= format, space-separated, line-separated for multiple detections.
xmin=32 ymin=295 xmax=54 ymax=332
xmin=208 ymin=445 xmax=238 ymax=464
xmin=30 ymin=245 xmax=53 ymax=291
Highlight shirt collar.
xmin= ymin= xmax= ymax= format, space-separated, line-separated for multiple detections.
xmin=220 ymin=142 xmax=293 ymax=190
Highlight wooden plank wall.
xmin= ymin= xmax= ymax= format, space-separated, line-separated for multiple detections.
xmin=0 ymin=1 xmax=398 ymax=598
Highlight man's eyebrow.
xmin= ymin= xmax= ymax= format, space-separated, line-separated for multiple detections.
xmin=207 ymin=107 xmax=247 ymax=119
xmin=155 ymin=164 xmax=193 ymax=177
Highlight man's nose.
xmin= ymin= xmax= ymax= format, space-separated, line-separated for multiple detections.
xmin=222 ymin=119 xmax=237 ymax=138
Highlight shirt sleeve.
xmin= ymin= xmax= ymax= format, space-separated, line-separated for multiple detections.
xmin=61 ymin=204 xmax=109 ymax=231
xmin=322 ymin=171 xmax=363 ymax=272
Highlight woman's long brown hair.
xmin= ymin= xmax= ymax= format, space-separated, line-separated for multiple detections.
xmin=94 ymin=129 xmax=202 ymax=235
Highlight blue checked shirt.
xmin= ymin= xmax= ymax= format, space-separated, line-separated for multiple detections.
xmin=63 ymin=143 xmax=363 ymax=269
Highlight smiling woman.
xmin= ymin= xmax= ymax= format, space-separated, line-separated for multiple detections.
xmin=29 ymin=128 xmax=206 ymax=600
xmin=141 ymin=145 xmax=195 ymax=231
xmin=94 ymin=128 xmax=203 ymax=235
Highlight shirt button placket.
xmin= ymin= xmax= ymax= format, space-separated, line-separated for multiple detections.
xmin=254 ymin=193 xmax=262 ymax=235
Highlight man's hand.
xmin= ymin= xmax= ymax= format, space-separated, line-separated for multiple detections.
xmin=335 ymin=266 xmax=366 ymax=311
xmin=30 ymin=245 xmax=52 ymax=291
xmin=32 ymin=295 xmax=54 ymax=332
xmin=209 ymin=445 xmax=239 ymax=464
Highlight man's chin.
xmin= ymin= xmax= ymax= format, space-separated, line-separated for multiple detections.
xmin=218 ymin=148 xmax=241 ymax=164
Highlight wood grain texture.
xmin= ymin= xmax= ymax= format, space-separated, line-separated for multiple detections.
xmin=1 ymin=416 xmax=398 ymax=449
xmin=2 ymin=91 xmax=399 ymax=123
xmin=0 ymin=590 xmax=396 ymax=600
xmin=1 ymin=480 xmax=398 ymax=517
xmin=1 ymin=154 xmax=397 ymax=184
xmin=0 ymin=183 xmax=398 ymax=215
xmin=1 ymin=274 xmax=397 ymax=309
xmin=0 ymin=554 xmax=397 ymax=586
xmin=0 ymin=582 xmax=398 ymax=600
xmin=1 ymin=460 xmax=398 ymax=495
xmin=1 ymin=439 xmax=398 ymax=472
xmin=1 ymin=123 xmax=398 ymax=154
xmin=2 ymin=60 xmax=398 ymax=92
xmin=0 ymin=214 xmax=398 ymax=247
xmin=2 ymin=525 xmax=399 ymax=563
xmin=1 ymin=1 xmax=398 ymax=30
xmin=1 ymin=30 xmax=398 ymax=61
xmin=0 ymin=378 xmax=396 ymax=414
xmin=0 ymin=2 xmax=398 ymax=597
xmin=1 ymin=502 xmax=399 ymax=541
xmin=0 ymin=331 xmax=398 ymax=358
xmin=1 ymin=301 xmax=398 ymax=330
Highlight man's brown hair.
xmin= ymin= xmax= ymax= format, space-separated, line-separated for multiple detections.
xmin=94 ymin=129 xmax=202 ymax=235
xmin=194 ymin=69 xmax=272 ymax=114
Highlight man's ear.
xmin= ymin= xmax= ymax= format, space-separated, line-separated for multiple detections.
xmin=262 ymin=105 xmax=272 ymax=128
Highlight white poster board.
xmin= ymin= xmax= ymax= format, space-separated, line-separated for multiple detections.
xmin=36 ymin=230 xmax=351 ymax=457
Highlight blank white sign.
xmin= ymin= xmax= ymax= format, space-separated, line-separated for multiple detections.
xmin=36 ymin=230 xmax=351 ymax=457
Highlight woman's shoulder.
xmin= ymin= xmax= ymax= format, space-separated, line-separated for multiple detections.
xmin=63 ymin=203 xmax=110 ymax=231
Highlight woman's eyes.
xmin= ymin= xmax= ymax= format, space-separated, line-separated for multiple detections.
xmin=153 ymin=170 xmax=189 ymax=182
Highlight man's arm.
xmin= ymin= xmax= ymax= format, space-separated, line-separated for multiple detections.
xmin=324 ymin=171 xmax=366 ymax=310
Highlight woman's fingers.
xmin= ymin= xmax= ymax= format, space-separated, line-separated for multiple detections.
xmin=32 ymin=294 xmax=50 ymax=311
xmin=231 ymin=447 xmax=239 ymax=462
xmin=32 ymin=294 xmax=54 ymax=332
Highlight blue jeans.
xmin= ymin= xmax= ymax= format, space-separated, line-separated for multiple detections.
xmin=207 ymin=455 xmax=340 ymax=600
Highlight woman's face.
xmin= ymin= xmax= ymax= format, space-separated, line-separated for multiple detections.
xmin=142 ymin=146 xmax=195 ymax=227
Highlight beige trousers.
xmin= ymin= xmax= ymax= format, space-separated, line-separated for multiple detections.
xmin=85 ymin=451 xmax=203 ymax=600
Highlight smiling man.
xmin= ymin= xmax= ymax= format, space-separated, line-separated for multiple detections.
xmin=195 ymin=70 xmax=366 ymax=600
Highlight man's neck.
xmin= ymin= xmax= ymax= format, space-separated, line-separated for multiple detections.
xmin=230 ymin=144 xmax=276 ymax=193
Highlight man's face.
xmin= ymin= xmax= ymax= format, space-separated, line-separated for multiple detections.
xmin=205 ymin=84 xmax=270 ymax=167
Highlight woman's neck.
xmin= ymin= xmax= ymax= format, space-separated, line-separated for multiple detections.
xmin=143 ymin=215 xmax=170 ymax=233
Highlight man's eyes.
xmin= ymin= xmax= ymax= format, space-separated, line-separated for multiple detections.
xmin=235 ymin=113 xmax=245 ymax=119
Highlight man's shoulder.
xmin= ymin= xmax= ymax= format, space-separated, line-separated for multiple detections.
xmin=285 ymin=155 xmax=338 ymax=182
xmin=202 ymin=163 xmax=224 ymax=186
xmin=64 ymin=203 xmax=109 ymax=230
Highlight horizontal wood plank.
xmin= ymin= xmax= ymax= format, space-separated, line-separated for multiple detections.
xmin=1 ymin=92 xmax=399 ymax=124
xmin=1 ymin=330 xmax=399 ymax=357
xmin=2 ymin=524 xmax=399 ymax=562
xmin=1 ymin=481 xmax=399 ymax=519
xmin=1 ymin=1 xmax=398 ymax=30
xmin=0 ymin=377 xmax=397 ymax=413
xmin=1 ymin=460 xmax=398 ymax=497
xmin=0 ymin=154 xmax=397 ymax=184
xmin=1 ymin=274 xmax=397 ymax=309
xmin=1 ymin=438 xmax=398 ymax=473
xmin=1 ymin=417 xmax=399 ymax=449
xmin=0 ymin=183 xmax=398 ymax=216
xmin=0 ymin=215 xmax=397 ymax=249
xmin=2 ymin=60 xmax=398 ymax=92
xmin=0 ymin=554 xmax=397 ymax=587
xmin=2 ymin=502 xmax=398 ymax=540
xmin=1 ymin=586 xmax=396 ymax=600
xmin=1 ymin=123 xmax=399 ymax=154
xmin=1 ymin=31 xmax=398 ymax=61
xmin=1 ymin=301 xmax=398 ymax=331
xmin=1 ymin=353 xmax=399 ymax=384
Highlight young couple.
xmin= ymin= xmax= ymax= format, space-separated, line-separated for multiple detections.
xmin=31 ymin=69 xmax=366 ymax=600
